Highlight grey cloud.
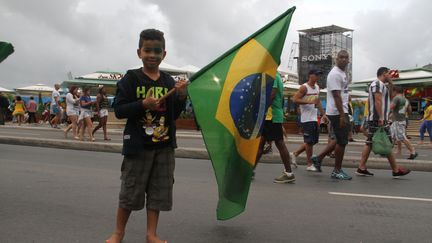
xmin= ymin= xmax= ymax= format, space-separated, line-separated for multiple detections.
xmin=353 ymin=0 xmax=432 ymax=80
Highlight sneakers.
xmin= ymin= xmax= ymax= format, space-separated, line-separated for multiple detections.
xmin=355 ymin=168 xmax=374 ymax=177
xmin=263 ymin=143 xmax=272 ymax=154
xmin=407 ymin=152 xmax=418 ymax=160
xmin=306 ymin=165 xmax=318 ymax=172
xmin=290 ymin=152 xmax=298 ymax=168
xmin=392 ymin=168 xmax=411 ymax=178
xmin=331 ymin=169 xmax=352 ymax=180
xmin=274 ymin=171 xmax=296 ymax=183
xmin=311 ymin=156 xmax=322 ymax=172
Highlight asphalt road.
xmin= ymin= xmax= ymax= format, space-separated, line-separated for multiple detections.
xmin=0 ymin=125 xmax=430 ymax=161
xmin=1 ymin=144 xmax=431 ymax=243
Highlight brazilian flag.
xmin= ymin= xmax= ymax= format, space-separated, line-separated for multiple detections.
xmin=188 ymin=7 xmax=295 ymax=220
xmin=0 ymin=42 xmax=14 ymax=64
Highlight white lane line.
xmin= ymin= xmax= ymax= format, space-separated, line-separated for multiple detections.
xmin=329 ymin=192 xmax=432 ymax=202
xmin=0 ymin=131 xmax=40 ymax=136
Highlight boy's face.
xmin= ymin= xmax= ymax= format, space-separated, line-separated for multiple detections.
xmin=137 ymin=40 xmax=166 ymax=70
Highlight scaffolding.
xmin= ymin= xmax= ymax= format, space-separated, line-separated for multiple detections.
xmin=297 ymin=25 xmax=353 ymax=88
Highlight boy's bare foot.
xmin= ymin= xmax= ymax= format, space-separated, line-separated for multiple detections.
xmin=106 ymin=231 xmax=124 ymax=243
xmin=146 ymin=235 xmax=167 ymax=243
xmin=418 ymin=141 xmax=424 ymax=145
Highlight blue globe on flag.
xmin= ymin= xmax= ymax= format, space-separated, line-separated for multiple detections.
xmin=229 ymin=73 xmax=274 ymax=139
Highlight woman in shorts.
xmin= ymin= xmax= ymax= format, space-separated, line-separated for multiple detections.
xmin=92 ymin=86 xmax=111 ymax=140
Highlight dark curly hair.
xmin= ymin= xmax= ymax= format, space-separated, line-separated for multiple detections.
xmin=138 ymin=29 xmax=165 ymax=49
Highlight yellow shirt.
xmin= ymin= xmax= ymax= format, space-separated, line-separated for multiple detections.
xmin=364 ymin=100 xmax=369 ymax=117
xmin=423 ymin=105 xmax=432 ymax=120
xmin=265 ymin=107 xmax=273 ymax=121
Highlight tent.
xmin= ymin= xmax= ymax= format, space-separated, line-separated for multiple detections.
xmin=0 ymin=86 xmax=14 ymax=93
xmin=16 ymin=84 xmax=54 ymax=95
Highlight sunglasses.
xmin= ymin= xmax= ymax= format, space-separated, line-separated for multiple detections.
xmin=143 ymin=47 xmax=164 ymax=54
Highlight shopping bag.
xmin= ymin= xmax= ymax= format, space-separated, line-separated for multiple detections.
xmin=372 ymin=127 xmax=392 ymax=155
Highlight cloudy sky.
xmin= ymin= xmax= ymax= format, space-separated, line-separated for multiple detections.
xmin=0 ymin=0 xmax=431 ymax=88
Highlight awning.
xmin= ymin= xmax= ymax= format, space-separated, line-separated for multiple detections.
xmin=0 ymin=86 xmax=14 ymax=93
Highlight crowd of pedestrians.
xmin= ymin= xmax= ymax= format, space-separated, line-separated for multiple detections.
xmin=255 ymin=50 xmax=414 ymax=183
xmin=0 ymin=83 xmax=111 ymax=142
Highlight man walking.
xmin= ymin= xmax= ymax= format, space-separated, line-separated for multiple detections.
xmin=315 ymin=50 xmax=352 ymax=180
xmin=256 ymin=73 xmax=295 ymax=183
xmin=356 ymin=67 xmax=410 ymax=178
xmin=291 ymin=69 xmax=327 ymax=172
xmin=390 ymin=86 xmax=417 ymax=159
xmin=27 ymin=96 xmax=37 ymax=124
xmin=50 ymin=84 xmax=61 ymax=128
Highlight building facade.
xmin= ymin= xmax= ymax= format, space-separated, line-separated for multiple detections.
xmin=297 ymin=25 xmax=353 ymax=88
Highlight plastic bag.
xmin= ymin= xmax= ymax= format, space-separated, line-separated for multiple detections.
xmin=372 ymin=127 xmax=392 ymax=155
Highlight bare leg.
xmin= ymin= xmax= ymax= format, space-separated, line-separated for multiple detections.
xmin=274 ymin=140 xmax=292 ymax=173
xmin=334 ymin=144 xmax=346 ymax=171
xmin=79 ymin=120 xmax=86 ymax=140
xmin=358 ymin=145 xmax=372 ymax=170
xmin=106 ymin=207 xmax=131 ymax=243
xmin=102 ymin=116 xmax=110 ymax=140
xmin=402 ymin=139 xmax=415 ymax=154
xmin=317 ymin=139 xmax=336 ymax=162
xmin=146 ymin=209 xmax=166 ymax=243
xmin=92 ymin=117 xmax=103 ymax=136
xmin=305 ymin=143 xmax=313 ymax=166
xmin=293 ymin=144 xmax=306 ymax=157
xmin=387 ymin=153 xmax=399 ymax=173
xmin=85 ymin=117 xmax=94 ymax=141
xmin=70 ymin=116 xmax=78 ymax=138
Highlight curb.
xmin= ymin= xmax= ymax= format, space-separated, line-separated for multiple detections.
xmin=0 ymin=126 xmax=379 ymax=147
xmin=1 ymin=135 xmax=431 ymax=172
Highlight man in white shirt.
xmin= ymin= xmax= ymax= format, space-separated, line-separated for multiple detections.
xmin=50 ymin=84 xmax=61 ymax=128
xmin=321 ymin=50 xmax=352 ymax=180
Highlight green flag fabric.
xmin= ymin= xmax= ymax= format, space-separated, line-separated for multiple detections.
xmin=188 ymin=7 xmax=295 ymax=220
xmin=0 ymin=42 xmax=14 ymax=63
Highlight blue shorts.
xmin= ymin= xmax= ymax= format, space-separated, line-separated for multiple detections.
xmin=302 ymin=121 xmax=319 ymax=145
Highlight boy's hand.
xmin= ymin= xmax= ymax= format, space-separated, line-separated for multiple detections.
xmin=142 ymin=89 xmax=159 ymax=110
xmin=142 ymin=97 xmax=159 ymax=110
xmin=175 ymin=79 xmax=188 ymax=96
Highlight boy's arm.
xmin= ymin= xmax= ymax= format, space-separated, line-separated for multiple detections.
xmin=172 ymin=80 xmax=188 ymax=120
xmin=113 ymin=77 xmax=146 ymax=119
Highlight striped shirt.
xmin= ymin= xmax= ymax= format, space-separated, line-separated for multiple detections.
xmin=367 ymin=79 xmax=390 ymax=121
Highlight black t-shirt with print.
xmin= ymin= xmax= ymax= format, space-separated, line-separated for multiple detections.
xmin=114 ymin=68 xmax=186 ymax=154
xmin=136 ymin=71 xmax=172 ymax=146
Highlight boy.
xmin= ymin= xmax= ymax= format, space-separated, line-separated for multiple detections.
xmin=106 ymin=29 xmax=187 ymax=243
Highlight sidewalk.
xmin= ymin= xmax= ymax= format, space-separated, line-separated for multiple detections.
xmin=1 ymin=123 xmax=431 ymax=172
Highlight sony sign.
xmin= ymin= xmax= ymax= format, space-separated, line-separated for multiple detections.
xmin=301 ymin=54 xmax=331 ymax=62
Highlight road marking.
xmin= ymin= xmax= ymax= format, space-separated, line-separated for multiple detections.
xmin=329 ymin=192 xmax=432 ymax=202
xmin=0 ymin=131 xmax=40 ymax=136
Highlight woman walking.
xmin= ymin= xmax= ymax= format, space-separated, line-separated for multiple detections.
xmin=79 ymin=87 xmax=95 ymax=141
xmin=12 ymin=96 xmax=26 ymax=126
xmin=419 ymin=100 xmax=432 ymax=145
xmin=92 ymin=86 xmax=111 ymax=140
xmin=64 ymin=86 xmax=80 ymax=139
